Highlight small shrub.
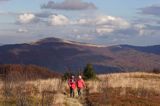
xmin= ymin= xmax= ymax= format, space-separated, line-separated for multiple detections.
xmin=62 ymin=72 xmax=72 ymax=81
xmin=152 ymin=68 xmax=160 ymax=74
xmin=83 ymin=64 xmax=96 ymax=80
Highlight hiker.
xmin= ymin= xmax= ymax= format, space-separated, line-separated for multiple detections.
xmin=68 ymin=75 xmax=76 ymax=97
xmin=77 ymin=75 xmax=85 ymax=96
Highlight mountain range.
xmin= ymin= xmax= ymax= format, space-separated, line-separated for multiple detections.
xmin=0 ymin=37 xmax=159 ymax=73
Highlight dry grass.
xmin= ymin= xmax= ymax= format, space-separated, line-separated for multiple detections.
xmin=98 ymin=72 xmax=160 ymax=93
xmin=85 ymin=72 xmax=160 ymax=94
xmin=0 ymin=78 xmax=83 ymax=106
xmin=86 ymin=72 xmax=160 ymax=106
xmin=26 ymin=78 xmax=64 ymax=93
xmin=0 ymin=72 xmax=160 ymax=106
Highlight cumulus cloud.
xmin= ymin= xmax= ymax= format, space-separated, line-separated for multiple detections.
xmin=48 ymin=14 xmax=70 ymax=26
xmin=17 ymin=28 xmax=28 ymax=33
xmin=19 ymin=13 xmax=35 ymax=23
xmin=95 ymin=17 xmax=159 ymax=37
xmin=108 ymin=23 xmax=152 ymax=37
xmin=46 ymin=14 xmax=130 ymax=31
xmin=96 ymin=16 xmax=130 ymax=34
xmin=17 ymin=13 xmax=40 ymax=24
xmin=139 ymin=4 xmax=160 ymax=17
xmin=96 ymin=26 xmax=114 ymax=34
xmin=75 ymin=15 xmax=130 ymax=35
xmin=41 ymin=0 xmax=97 ymax=10
xmin=15 ymin=12 xmax=152 ymax=38
xmin=16 ymin=13 xmax=67 ymax=25
xmin=75 ymin=15 xmax=130 ymax=27
xmin=15 ymin=11 xmax=130 ymax=36
xmin=46 ymin=14 xmax=131 ymax=36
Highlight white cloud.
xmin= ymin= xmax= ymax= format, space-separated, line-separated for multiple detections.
xmin=17 ymin=28 xmax=28 ymax=33
xmin=72 ymin=28 xmax=78 ymax=33
xmin=16 ymin=13 xmax=130 ymax=34
xmin=15 ymin=13 xmax=149 ymax=38
xmin=133 ymin=24 xmax=146 ymax=36
xmin=75 ymin=18 xmax=90 ymax=25
xmin=49 ymin=14 xmax=70 ymax=26
xmin=96 ymin=16 xmax=117 ymax=25
xmin=75 ymin=15 xmax=130 ymax=27
xmin=46 ymin=14 xmax=132 ymax=36
xmin=17 ymin=13 xmax=37 ymax=24
xmin=134 ymin=24 xmax=146 ymax=29
xmin=94 ymin=15 xmax=130 ymax=34
xmin=96 ymin=26 xmax=114 ymax=34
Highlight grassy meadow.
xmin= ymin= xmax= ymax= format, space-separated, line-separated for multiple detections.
xmin=0 ymin=72 xmax=160 ymax=106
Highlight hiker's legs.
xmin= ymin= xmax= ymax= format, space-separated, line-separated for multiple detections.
xmin=70 ymin=87 xmax=73 ymax=97
xmin=72 ymin=90 xmax=75 ymax=97
xmin=78 ymin=88 xmax=81 ymax=96
xmin=70 ymin=87 xmax=75 ymax=97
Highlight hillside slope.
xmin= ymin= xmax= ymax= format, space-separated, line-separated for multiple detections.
xmin=0 ymin=37 xmax=159 ymax=73
xmin=0 ymin=64 xmax=60 ymax=80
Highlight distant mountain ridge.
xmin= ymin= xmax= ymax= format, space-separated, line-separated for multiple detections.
xmin=0 ymin=37 xmax=159 ymax=73
xmin=119 ymin=45 xmax=160 ymax=55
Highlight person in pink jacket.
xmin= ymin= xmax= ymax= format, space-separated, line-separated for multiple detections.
xmin=68 ymin=75 xmax=76 ymax=97
xmin=77 ymin=75 xmax=85 ymax=96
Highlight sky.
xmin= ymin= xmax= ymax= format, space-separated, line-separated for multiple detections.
xmin=0 ymin=0 xmax=160 ymax=46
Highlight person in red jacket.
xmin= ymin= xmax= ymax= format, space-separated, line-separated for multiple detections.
xmin=68 ymin=75 xmax=76 ymax=97
xmin=77 ymin=75 xmax=85 ymax=96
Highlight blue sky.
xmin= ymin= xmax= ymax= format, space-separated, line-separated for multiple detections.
xmin=0 ymin=0 xmax=160 ymax=46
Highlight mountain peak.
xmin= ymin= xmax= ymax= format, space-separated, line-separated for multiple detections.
xmin=32 ymin=37 xmax=107 ymax=47
xmin=35 ymin=37 xmax=63 ymax=44
xmin=30 ymin=37 xmax=66 ymax=45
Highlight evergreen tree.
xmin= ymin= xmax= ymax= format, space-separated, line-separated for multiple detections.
xmin=62 ymin=72 xmax=72 ymax=81
xmin=83 ymin=64 xmax=96 ymax=80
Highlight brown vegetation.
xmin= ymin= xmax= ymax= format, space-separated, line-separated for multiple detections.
xmin=0 ymin=66 xmax=160 ymax=106
xmin=0 ymin=64 xmax=62 ymax=106
xmin=0 ymin=64 xmax=61 ymax=81
xmin=85 ymin=72 xmax=160 ymax=106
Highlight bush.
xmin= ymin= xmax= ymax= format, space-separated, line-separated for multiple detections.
xmin=83 ymin=64 xmax=96 ymax=80
xmin=62 ymin=72 xmax=72 ymax=81
xmin=152 ymin=68 xmax=160 ymax=74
